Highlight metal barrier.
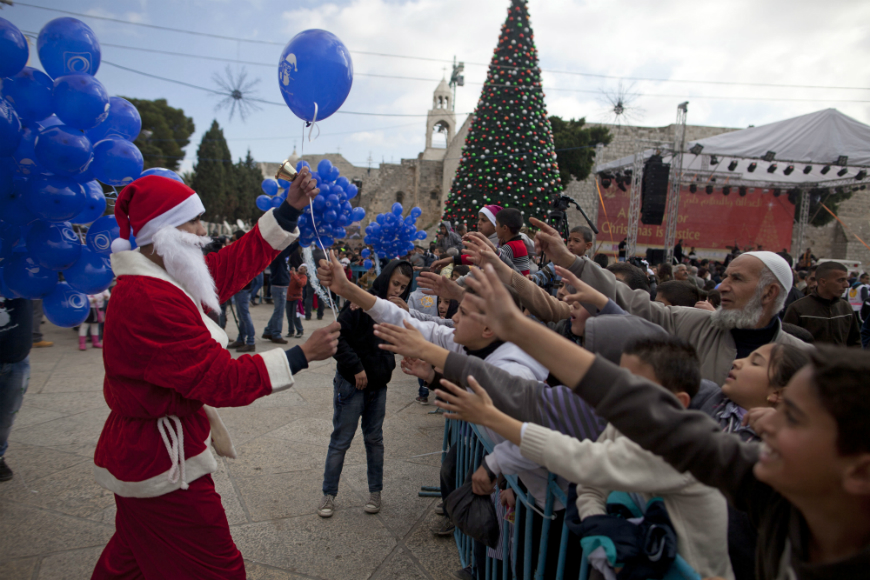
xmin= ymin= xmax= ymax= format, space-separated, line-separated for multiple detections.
xmin=443 ymin=418 xmax=574 ymax=580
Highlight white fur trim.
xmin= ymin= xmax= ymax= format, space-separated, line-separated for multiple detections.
xmin=258 ymin=348 xmax=295 ymax=392
xmin=94 ymin=448 xmax=217 ymax=498
xmin=135 ymin=193 xmax=206 ymax=247
xmin=111 ymin=237 xmax=132 ymax=253
xmin=479 ymin=207 xmax=498 ymax=227
xmin=258 ymin=209 xmax=299 ymax=251
xmin=203 ymin=405 xmax=236 ymax=459
xmin=110 ymin=249 xmax=228 ymax=347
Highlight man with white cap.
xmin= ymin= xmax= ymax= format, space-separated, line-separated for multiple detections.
xmin=520 ymin=219 xmax=809 ymax=384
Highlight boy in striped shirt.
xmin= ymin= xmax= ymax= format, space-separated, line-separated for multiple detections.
xmin=495 ymin=208 xmax=531 ymax=276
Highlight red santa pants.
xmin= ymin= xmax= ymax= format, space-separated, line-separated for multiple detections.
xmin=91 ymin=475 xmax=245 ymax=579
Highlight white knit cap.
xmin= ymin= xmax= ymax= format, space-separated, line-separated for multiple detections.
xmin=743 ymin=251 xmax=793 ymax=290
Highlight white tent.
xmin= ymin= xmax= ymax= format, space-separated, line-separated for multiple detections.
xmin=596 ymin=109 xmax=870 ymax=188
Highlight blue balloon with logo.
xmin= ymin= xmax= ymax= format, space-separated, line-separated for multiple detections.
xmin=0 ymin=99 xmax=22 ymax=157
xmin=2 ymin=251 xmax=58 ymax=298
xmin=86 ymin=214 xmax=119 ymax=254
xmin=26 ymin=220 xmax=82 ymax=270
xmin=2 ymin=67 xmax=54 ymax=123
xmin=26 ymin=176 xmax=86 ymax=222
xmin=86 ymin=96 xmax=141 ymax=142
xmin=92 ymin=139 xmax=143 ymax=186
xmin=37 ymin=17 xmax=101 ymax=79
xmin=43 ymin=281 xmax=90 ymax=327
xmin=34 ymin=125 xmax=94 ymax=177
xmin=52 ymin=74 xmax=110 ymax=129
xmin=71 ymin=180 xmax=106 ymax=224
xmin=0 ymin=18 xmax=29 ymax=78
xmin=138 ymin=167 xmax=183 ymax=183
xmin=11 ymin=126 xmax=42 ymax=176
xmin=277 ymin=29 xmax=353 ymax=123
xmin=64 ymin=246 xmax=113 ymax=294
xmin=1 ymin=179 xmax=38 ymax=226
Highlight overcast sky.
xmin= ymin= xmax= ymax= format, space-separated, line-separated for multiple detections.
xmin=5 ymin=0 xmax=869 ymax=175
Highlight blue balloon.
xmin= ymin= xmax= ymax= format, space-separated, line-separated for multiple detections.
xmin=34 ymin=125 xmax=94 ymax=177
xmin=345 ymin=183 xmax=358 ymax=200
xmin=0 ymin=221 xmax=20 ymax=266
xmin=271 ymin=196 xmax=283 ymax=209
xmin=410 ymin=207 xmax=423 ymax=218
xmin=351 ymin=206 xmax=366 ymax=222
xmin=43 ymin=281 xmax=90 ymax=327
xmin=64 ymin=246 xmax=113 ymax=294
xmin=325 ymin=193 xmax=339 ymax=209
xmin=71 ymin=180 xmax=106 ymax=224
xmin=360 ymin=248 xmax=370 ymax=258
xmin=53 ymin=74 xmax=110 ymax=129
xmin=256 ymin=195 xmax=272 ymax=211
xmin=37 ymin=18 xmax=101 ymax=79
xmin=0 ymin=18 xmax=29 ymax=78
xmin=0 ymin=98 xmax=22 ymax=157
xmin=323 ymin=210 xmax=337 ymax=224
xmin=0 ymin=267 xmax=19 ymax=298
xmin=319 ymin=235 xmax=334 ymax=248
xmin=1 ymin=179 xmax=38 ymax=226
xmin=261 ymin=178 xmax=278 ymax=196
xmin=278 ymin=30 xmax=353 ymax=123
xmin=26 ymin=176 xmax=85 ymax=222
xmin=363 ymin=259 xmax=373 ymax=269
xmin=11 ymin=125 xmax=42 ymax=176
xmin=38 ymin=115 xmax=64 ymax=129
xmin=317 ymin=159 xmax=333 ymax=180
xmin=86 ymin=96 xmax=141 ymax=142
xmin=295 ymin=160 xmax=310 ymax=172
xmin=329 ymin=166 xmax=340 ymax=182
xmin=138 ymin=167 xmax=183 ymax=183
xmin=86 ymin=215 xmax=119 ymax=254
xmin=375 ymin=214 xmax=386 ymax=225
xmin=3 ymin=251 xmax=57 ymax=298
xmin=416 ymin=230 xmax=428 ymax=240
xmin=332 ymin=227 xmax=346 ymax=239
xmin=92 ymin=139 xmax=143 ymax=186
xmin=0 ymin=157 xmax=14 ymax=196
xmin=1 ymin=67 xmax=53 ymax=123
xmin=312 ymin=194 xmax=326 ymax=213
xmin=391 ymin=202 xmax=403 ymax=215
xmin=335 ymin=176 xmax=350 ymax=190
xmin=369 ymin=223 xmax=382 ymax=236
xmin=26 ymin=220 xmax=82 ymax=270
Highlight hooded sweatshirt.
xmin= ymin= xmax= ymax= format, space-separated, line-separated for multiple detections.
xmin=333 ymin=260 xmax=413 ymax=389
xmin=436 ymin=220 xmax=464 ymax=254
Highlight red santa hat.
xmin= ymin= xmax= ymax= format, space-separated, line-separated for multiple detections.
xmin=111 ymin=176 xmax=206 ymax=253
xmin=479 ymin=204 xmax=503 ymax=227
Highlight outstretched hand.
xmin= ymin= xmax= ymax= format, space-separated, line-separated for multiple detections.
xmin=316 ymin=251 xmax=351 ymax=297
xmin=300 ymin=321 xmax=340 ymax=362
xmin=461 ymin=265 xmax=525 ymax=341
xmin=373 ymin=320 xmax=430 ymax=359
xmin=461 ymin=236 xmax=513 ymax=284
xmin=556 ymin=266 xmax=608 ymax=311
xmin=284 ymin=166 xmax=320 ymax=210
xmin=416 ymin=272 xmax=465 ymax=302
xmin=433 ymin=376 xmax=495 ymax=425
xmin=401 ymin=357 xmax=435 ymax=383
xmin=529 ymin=217 xmax=574 ymax=268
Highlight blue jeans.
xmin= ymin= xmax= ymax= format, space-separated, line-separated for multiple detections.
xmin=418 ymin=378 xmax=429 ymax=398
xmin=0 ymin=356 xmax=30 ymax=457
xmin=322 ymin=372 xmax=386 ymax=497
xmin=250 ymin=272 xmax=264 ymax=304
xmin=233 ymin=289 xmax=255 ymax=345
xmin=263 ymin=286 xmax=287 ymax=338
xmin=286 ymin=300 xmax=304 ymax=335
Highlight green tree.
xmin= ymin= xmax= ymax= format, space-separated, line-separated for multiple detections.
xmin=443 ymin=0 xmax=564 ymax=227
xmin=191 ymin=120 xmax=234 ymax=221
xmin=232 ymin=150 xmax=264 ymax=223
xmin=794 ymin=187 xmax=856 ymax=228
xmin=549 ymin=116 xmax=612 ymax=184
xmin=124 ymin=98 xmax=195 ymax=171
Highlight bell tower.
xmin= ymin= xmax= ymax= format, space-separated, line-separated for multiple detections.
xmin=423 ymin=78 xmax=456 ymax=161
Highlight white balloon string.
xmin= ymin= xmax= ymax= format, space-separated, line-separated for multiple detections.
xmin=373 ymin=251 xmax=381 ymax=276
xmin=307 ymin=103 xmax=320 ymax=141
xmin=303 ymin=245 xmax=338 ymax=322
xmin=307 ymin=198 xmax=338 ymax=322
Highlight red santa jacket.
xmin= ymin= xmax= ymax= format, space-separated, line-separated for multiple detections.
xmin=94 ymin=210 xmax=298 ymax=498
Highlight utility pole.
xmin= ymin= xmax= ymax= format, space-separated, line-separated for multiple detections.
xmin=449 ymin=56 xmax=465 ymax=112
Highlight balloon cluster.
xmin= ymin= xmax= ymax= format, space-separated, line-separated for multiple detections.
xmin=362 ymin=203 xmax=427 ymax=268
xmin=0 ymin=17 xmax=178 ymax=327
xmin=288 ymin=159 xmax=366 ymax=248
xmin=256 ymin=177 xmax=292 ymax=211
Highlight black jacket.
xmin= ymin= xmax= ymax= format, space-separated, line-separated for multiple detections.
xmin=333 ymin=260 xmax=413 ymax=389
xmin=268 ymin=242 xmax=298 ymax=287
xmin=782 ymin=290 xmax=860 ymax=346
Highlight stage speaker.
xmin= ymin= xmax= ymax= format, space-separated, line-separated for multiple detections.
xmin=646 ymin=248 xmax=666 ymax=265
xmin=641 ymin=154 xmax=670 ymax=225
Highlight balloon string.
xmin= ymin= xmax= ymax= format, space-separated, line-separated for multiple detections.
xmin=306 ymin=103 xmax=320 ymax=142
xmin=308 ymin=194 xmax=338 ymax=323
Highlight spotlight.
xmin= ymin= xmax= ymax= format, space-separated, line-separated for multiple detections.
xmin=747 ymin=162 xmax=757 ymax=173
xmin=803 ymin=165 xmax=812 ymax=174
xmin=728 ymin=160 xmax=738 ymax=171
xmin=601 ymin=178 xmax=611 ymax=188
xmin=821 ymin=165 xmax=831 ymax=174
xmin=767 ymin=163 xmax=778 ymax=174
xmin=690 ymin=144 xmax=704 ymax=155
xmin=837 ymin=167 xmax=848 ymax=177
xmin=763 ymin=151 xmax=776 ymax=162
xmin=705 ymin=185 xmax=713 ymax=194
xmin=857 ymin=170 xmax=867 ymax=180
xmin=689 ymin=184 xmax=697 ymax=193
xmin=784 ymin=165 xmax=794 ymax=176
xmin=837 ymin=155 xmax=848 ymax=166
xmin=722 ymin=186 xmax=731 ymax=196
xmin=773 ymin=188 xmax=782 ymax=197
xmin=787 ymin=191 xmax=798 ymax=204
xmin=739 ymin=186 xmax=747 ymax=197
xmin=617 ymin=181 xmax=627 ymax=192
xmin=710 ymin=155 xmax=719 ymax=165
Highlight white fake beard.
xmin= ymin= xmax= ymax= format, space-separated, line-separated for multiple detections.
xmin=152 ymin=226 xmax=220 ymax=313
xmin=710 ymin=286 xmax=766 ymax=330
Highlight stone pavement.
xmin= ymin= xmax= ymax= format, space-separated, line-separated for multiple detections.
xmin=0 ymin=299 xmax=461 ymax=579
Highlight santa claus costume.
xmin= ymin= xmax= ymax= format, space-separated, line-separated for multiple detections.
xmin=91 ymin=176 xmax=308 ymax=579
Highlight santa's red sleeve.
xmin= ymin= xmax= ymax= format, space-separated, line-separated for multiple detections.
xmin=205 ymin=209 xmax=298 ymax=304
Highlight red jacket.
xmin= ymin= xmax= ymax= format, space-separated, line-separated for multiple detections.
xmin=94 ymin=211 xmax=298 ymax=497
xmin=287 ymin=271 xmax=307 ymax=302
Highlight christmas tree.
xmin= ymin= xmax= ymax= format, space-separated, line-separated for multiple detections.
xmin=442 ymin=0 xmax=563 ymax=227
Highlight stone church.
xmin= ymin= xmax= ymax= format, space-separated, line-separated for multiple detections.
xmin=260 ymin=81 xmax=869 ymax=266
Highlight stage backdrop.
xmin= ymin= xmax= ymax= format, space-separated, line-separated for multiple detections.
xmin=595 ymin=184 xmax=796 ymax=258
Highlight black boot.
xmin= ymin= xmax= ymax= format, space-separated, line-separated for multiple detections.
xmin=0 ymin=457 xmax=13 ymax=482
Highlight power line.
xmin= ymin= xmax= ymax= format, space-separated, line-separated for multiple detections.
xmin=15 ymin=2 xmax=870 ymax=92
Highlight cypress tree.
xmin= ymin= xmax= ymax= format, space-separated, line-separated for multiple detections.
xmin=191 ymin=120 xmax=233 ymax=221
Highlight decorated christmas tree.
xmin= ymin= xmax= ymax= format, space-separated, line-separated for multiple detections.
xmin=442 ymin=0 xmax=563 ymax=227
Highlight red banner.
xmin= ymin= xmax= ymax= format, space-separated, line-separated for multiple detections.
xmin=596 ymin=185 xmax=796 ymax=257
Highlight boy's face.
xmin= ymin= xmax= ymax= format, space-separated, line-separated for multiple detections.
xmin=452 ymin=295 xmax=492 ymax=349
xmin=721 ymin=344 xmax=777 ymax=410
xmin=387 ymin=271 xmax=411 ymax=300
xmin=567 ymin=233 xmax=592 ymax=257
xmin=619 ymin=353 xmax=690 ymax=409
xmin=477 ymin=214 xmax=496 ymax=237
xmin=495 ymin=222 xmax=511 ymax=243
xmin=569 ymin=301 xmax=592 ymax=336
xmin=438 ymin=297 xmax=450 ymax=318
xmin=753 ymin=367 xmax=852 ymax=500
xmin=450 ymin=270 xmax=462 ymax=281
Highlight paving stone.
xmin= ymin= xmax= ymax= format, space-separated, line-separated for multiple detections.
xmin=8 ymin=407 xmax=109 ymax=458
xmin=0 ymin=443 xmax=88 ymax=489
xmin=0 ymin=460 xmax=113 ymax=519
xmin=37 ymin=546 xmax=104 ymax=580
xmin=12 ymin=405 xmax=66 ymax=430
xmin=0 ymin=557 xmax=38 ymax=580
xmin=404 ymin=510 xmax=464 ymax=580
xmin=243 ymin=561 xmax=310 ymax=580
xmin=214 ymin=406 xmax=304 ymax=447
xmin=213 ymin=455 xmax=248 ymax=526
xmin=20 ymin=391 xmax=108 ymax=415
xmin=371 ymin=548 xmax=430 ymax=580
xmin=0 ymin=503 xmax=113 ymax=560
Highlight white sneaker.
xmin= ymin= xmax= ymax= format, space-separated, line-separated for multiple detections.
xmin=318 ymin=494 xmax=335 ymax=518
xmin=364 ymin=492 xmax=381 ymax=514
